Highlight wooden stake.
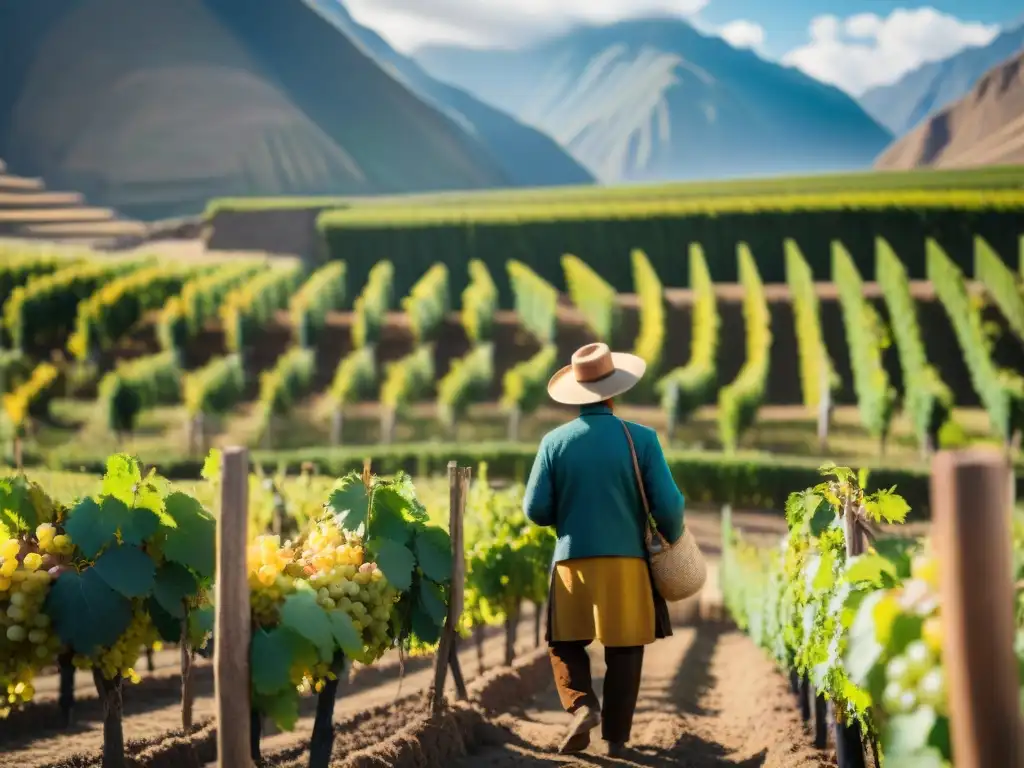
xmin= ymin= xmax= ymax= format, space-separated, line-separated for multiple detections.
xmin=215 ymin=446 xmax=252 ymax=768
xmin=932 ymin=448 xmax=1024 ymax=768
xmin=431 ymin=462 xmax=469 ymax=716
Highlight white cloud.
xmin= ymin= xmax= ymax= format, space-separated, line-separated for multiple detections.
xmin=782 ymin=8 xmax=1001 ymax=95
xmin=717 ymin=20 xmax=765 ymax=50
xmin=343 ymin=0 xmax=709 ymax=53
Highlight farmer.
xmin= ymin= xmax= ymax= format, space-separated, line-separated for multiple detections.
xmin=523 ymin=342 xmax=685 ymax=757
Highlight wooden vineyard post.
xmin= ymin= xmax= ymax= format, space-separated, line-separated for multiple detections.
xmin=215 ymin=447 xmax=252 ymax=768
xmin=431 ymin=461 xmax=470 ymax=717
xmin=932 ymin=449 xmax=1024 ymax=768
xmin=817 ymin=362 xmax=831 ymax=452
xmin=833 ymin=496 xmax=867 ymax=768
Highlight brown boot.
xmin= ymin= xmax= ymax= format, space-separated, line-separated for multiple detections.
xmin=558 ymin=705 xmax=601 ymax=754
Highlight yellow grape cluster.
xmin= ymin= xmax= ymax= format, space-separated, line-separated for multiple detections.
xmin=300 ymin=519 xmax=399 ymax=661
xmin=248 ymin=535 xmax=300 ymax=627
xmin=75 ymin=609 xmax=159 ymax=682
xmin=0 ymin=532 xmax=65 ymax=713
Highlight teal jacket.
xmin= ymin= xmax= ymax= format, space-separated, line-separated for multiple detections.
xmin=523 ymin=403 xmax=685 ymax=563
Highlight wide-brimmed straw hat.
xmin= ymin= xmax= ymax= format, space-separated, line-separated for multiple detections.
xmin=547 ymin=343 xmax=647 ymax=405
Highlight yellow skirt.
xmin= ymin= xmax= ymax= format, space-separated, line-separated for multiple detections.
xmin=550 ymin=556 xmax=656 ymax=647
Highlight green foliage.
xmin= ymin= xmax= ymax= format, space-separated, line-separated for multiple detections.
xmin=221 ymin=260 xmax=304 ymax=353
xmin=327 ymin=347 xmax=377 ymax=407
xmin=68 ymin=262 xmax=198 ymax=363
xmin=657 ymin=244 xmax=719 ymax=427
xmin=402 ymin=263 xmax=449 ymax=344
xmin=631 ymin=249 xmax=665 ymax=380
xmin=877 ymin=238 xmax=953 ymax=450
xmin=327 ymin=472 xmax=453 ymax=648
xmin=2 ymin=362 xmax=59 ymax=433
xmin=718 ymin=245 xmax=771 ymax=451
xmin=562 ymin=254 xmax=619 ymax=341
xmin=380 ymin=347 xmax=434 ymax=414
xmin=99 ymin=352 xmax=182 ymax=435
xmin=0 ymin=351 xmax=31 ymax=394
xmin=500 ymin=344 xmax=557 ymax=415
xmin=507 ymin=260 xmax=557 ymax=343
xmin=183 ymin=355 xmax=245 ymax=417
xmin=256 ymin=347 xmax=316 ymax=439
xmin=47 ymin=455 xmax=214 ymax=663
xmin=289 ymin=261 xmax=346 ymax=348
xmin=834 ymin=242 xmax=897 ymax=445
xmin=975 ymin=235 xmax=1024 ymax=343
xmin=4 ymin=257 xmax=147 ymax=353
xmin=461 ymin=260 xmax=498 ymax=344
xmin=785 ymin=240 xmax=839 ymax=411
xmin=353 ymin=261 xmax=394 ymax=348
xmin=158 ymin=260 xmax=264 ymax=357
xmin=0 ymin=249 xmax=69 ymax=313
xmin=460 ymin=464 xmax=555 ymax=631
xmin=437 ymin=344 xmax=494 ymax=431
xmin=928 ymin=239 xmax=1024 ymax=442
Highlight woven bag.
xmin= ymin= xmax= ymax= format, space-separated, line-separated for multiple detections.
xmin=620 ymin=420 xmax=707 ymax=602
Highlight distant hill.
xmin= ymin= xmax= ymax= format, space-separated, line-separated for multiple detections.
xmin=304 ymin=0 xmax=592 ymax=188
xmin=875 ymin=49 xmax=1024 ymax=170
xmin=860 ymin=22 xmax=1024 ymax=136
xmin=0 ymin=0 xmax=574 ymax=221
xmin=416 ymin=18 xmax=892 ymax=183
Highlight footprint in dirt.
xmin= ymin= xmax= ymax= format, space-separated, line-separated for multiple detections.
xmin=454 ymin=623 xmax=835 ymax=767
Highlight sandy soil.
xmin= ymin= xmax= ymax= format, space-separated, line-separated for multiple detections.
xmin=452 ymin=623 xmax=834 ymax=767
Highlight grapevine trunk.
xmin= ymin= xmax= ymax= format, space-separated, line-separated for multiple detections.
xmin=474 ymin=625 xmax=485 ymax=675
xmin=834 ymin=717 xmax=868 ymax=768
xmin=504 ymin=602 xmax=520 ymax=666
xmin=250 ymin=709 xmax=263 ymax=762
xmin=58 ymin=650 xmax=75 ymax=728
xmin=180 ymin=615 xmax=194 ymax=733
xmin=92 ymin=669 xmax=125 ymax=768
xmin=309 ymin=676 xmax=341 ymax=768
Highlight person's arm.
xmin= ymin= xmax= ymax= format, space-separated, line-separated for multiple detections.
xmin=523 ymin=437 xmax=556 ymax=527
xmin=640 ymin=430 xmax=685 ymax=542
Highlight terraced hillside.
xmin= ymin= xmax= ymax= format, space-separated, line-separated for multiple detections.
xmin=0 ymin=159 xmax=146 ymax=247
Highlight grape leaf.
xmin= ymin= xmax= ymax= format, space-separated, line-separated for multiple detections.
xmin=189 ymin=604 xmax=215 ymax=648
xmin=147 ymin=596 xmax=182 ymax=643
xmin=865 ymin=488 xmax=911 ymax=524
xmin=411 ymin=603 xmax=443 ymax=645
xmin=201 ymin=449 xmax=222 ymax=483
xmin=368 ymin=538 xmax=415 ymax=592
xmin=844 ymin=554 xmax=897 ymax=587
xmin=845 ymin=591 xmax=885 ymax=686
xmin=327 ymin=609 xmax=362 ymax=655
xmin=153 ymin=562 xmax=198 ymax=619
xmin=367 ymin=486 xmax=412 ymax=544
xmin=257 ymin=689 xmax=301 ymax=732
xmin=0 ymin=477 xmax=37 ymax=533
xmin=328 ymin=478 xmax=369 ymax=534
xmin=884 ymin=708 xmax=938 ymax=755
xmin=808 ymin=497 xmax=834 ymax=538
xmin=63 ymin=497 xmax=116 ymax=558
xmin=162 ymin=492 xmax=216 ymax=579
xmin=418 ymin=579 xmax=448 ymax=625
xmin=92 ymin=544 xmax=155 ymax=598
xmin=101 ymin=454 xmax=142 ymax=505
xmin=414 ymin=526 xmax=452 ymax=584
xmin=45 ymin=568 xmax=132 ymax=655
xmin=280 ymin=590 xmax=335 ymax=661
xmin=251 ymin=628 xmax=300 ymax=694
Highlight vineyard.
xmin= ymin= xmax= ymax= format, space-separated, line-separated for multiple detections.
xmin=2 ymin=233 xmax=1024 ymax=487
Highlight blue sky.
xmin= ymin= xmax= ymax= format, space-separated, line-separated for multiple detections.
xmin=344 ymin=1 xmax=1022 ymax=95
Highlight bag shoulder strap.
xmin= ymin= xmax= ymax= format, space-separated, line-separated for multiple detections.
xmin=618 ymin=419 xmax=669 ymax=551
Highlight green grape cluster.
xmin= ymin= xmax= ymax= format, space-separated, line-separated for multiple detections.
xmin=75 ymin=609 xmax=160 ymax=683
xmin=878 ymin=554 xmax=947 ymax=718
xmin=0 ymin=484 xmax=73 ymax=715
xmin=301 ymin=519 xmax=400 ymax=661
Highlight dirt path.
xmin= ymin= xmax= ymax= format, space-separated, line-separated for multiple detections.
xmin=455 ymin=623 xmax=833 ymax=767
xmin=0 ymin=609 xmax=544 ymax=768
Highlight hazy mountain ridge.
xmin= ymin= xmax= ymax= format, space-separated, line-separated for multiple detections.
xmin=860 ymin=22 xmax=1024 ymax=136
xmin=0 ymin=0 xmax=585 ymax=221
xmin=875 ymin=48 xmax=1024 ymax=170
xmin=416 ymin=18 xmax=893 ymax=183
xmin=303 ymin=0 xmax=593 ymax=187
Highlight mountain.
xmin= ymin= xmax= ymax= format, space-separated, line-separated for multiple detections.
xmin=875 ymin=49 xmax=1024 ymax=170
xmin=860 ymin=22 xmax=1024 ymax=136
xmin=303 ymin=0 xmax=592 ymax=188
xmin=415 ymin=18 xmax=892 ymax=183
xmin=0 ymin=0 xmax=578 ymax=221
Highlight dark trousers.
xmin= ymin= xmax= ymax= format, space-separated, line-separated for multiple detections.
xmin=549 ymin=640 xmax=645 ymax=744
